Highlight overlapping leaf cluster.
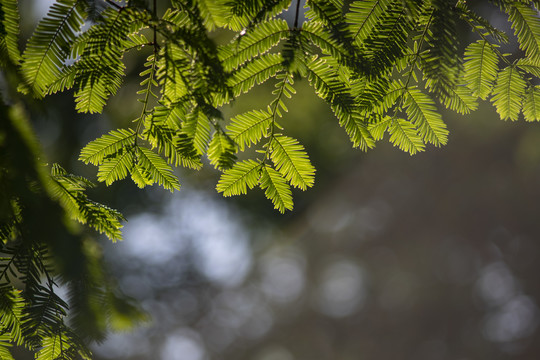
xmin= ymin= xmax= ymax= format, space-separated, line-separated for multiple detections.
xmin=12 ymin=0 xmax=540 ymax=213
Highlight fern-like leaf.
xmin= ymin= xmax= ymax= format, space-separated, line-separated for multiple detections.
xmin=72 ymin=7 xmax=139 ymax=113
xmin=227 ymin=109 xmax=273 ymax=151
xmin=182 ymin=107 xmax=212 ymax=155
xmin=219 ymin=18 xmax=289 ymax=71
xmin=216 ymin=159 xmax=262 ymax=196
xmin=347 ymin=0 xmax=392 ymax=48
xmin=388 ymin=118 xmax=425 ymax=154
xmin=269 ymin=135 xmax=315 ymax=190
xmin=404 ymin=87 xmax=448 ymax=146
xmin=516 ymin=57 xmax=540 ymax=76
xmin=456 ymin=1 xmax=509 ymax=44
xmin=20 ymin=0 xmax=86 ymax=96
xmin=97 ymin=149 xmax=135 ymax=185
xmin=368 ymin=114 xmax=392 ymax=140
xmin=0 ymin=0 xmax=21 ymax=66
xmin=300 ymin=21 xmax=350 ymax=62
xmin=523 ymin=85 xmax=540 ymax=121
xmin=463 ymin=40 xmax=499 ymax=100
xmin=156 ymin=45 xmax=189 ymax=105
xmin=420 ymin=0 xmax=461 ymax=98
xmin=491 ymin=65 xmax=527 ymax=121
xmin=207 ymin=131 xmax=237 ymax=170
xmin=305 ymin=57 xmax=376 ymax=149
xmin=0 ymin=289 xmax=25 ymax=347
xmin=136 ymin=147 xmax=181 ymax=192
xmin=79 ymin=128 xmax=136 ymax=166
xmin=229 ymin=53 xmax=284 ymax=97
xmin=360 ymin=1 xmax=413 ymax=78
xmin=172 ymin=134 xmax=204 ymax=170
xmin=259 ymin=164 xmax=293 ymax=213
xmin=443 ymin=85 xmax=479 ymax=114
xmin=50 ymin=164 xmax=124 ymax=241
xmin=35 ymin=330 xmax=91 ymax=360
xmin=0 ymin=334 xmax=14 ymax=360
xmin=507 ymin=2 xmax=540 ymax=59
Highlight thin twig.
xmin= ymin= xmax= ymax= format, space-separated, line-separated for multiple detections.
xmin=104 ymin=0 xmax=123 ymax=10
xmin=293 ymin=0 xmax=302 ymax=29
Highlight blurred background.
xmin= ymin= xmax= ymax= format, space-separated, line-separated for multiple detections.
xmin=15 ymin=0 xmax=540 ymax=359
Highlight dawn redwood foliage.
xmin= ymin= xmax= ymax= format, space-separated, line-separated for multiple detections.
xmin=1 ymin=0 xmax=540 ymax=358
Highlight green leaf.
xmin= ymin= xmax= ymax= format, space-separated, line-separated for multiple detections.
xmin=20 ymin=0 xmax=86 ymax=96
xmin=216 ymin=159 xmax=262 ymax=196
xmin=74 ymin=61 xmax=125 ymax=113
xmin=97 ymin=149 xmax=135 ymax=185
xmin=270 ymin=135 xmax=316 ymax=190
xmin=219 ymin=18 xmax=289 ymax=71
xmin=368 ymin=114 xmax=392 ymax=140
xmin=35 ymin=330 xmax=90 ymax=360
xmin=523 ymin=85 xmax=540 ymax=121
xmin=50 ymin=164 xmax=124 ymax=242
xmin=419 ymin=1 xmax=461 ymax=98
xmin=0 ymin=289 xmax=25 ymax=347
xmin=207 ymin=131 xmax=237 ymax=171
xmin=0 ymin=334 xmax=14 ymax=360
xmin=360 ymin=1 xmax=413 ymax=78
xmin=443 ymin=85 xmax=479 ymax=115
xmin=347 ymin=0 xmax=392 ymax=47
xmin=229 ymin=53 xmax=284 ymax=97
xmin=79 ymin=129 xmax=136 ymax=166
xmin=463 ymin=40 xmax=499 ymax=100
xmin=136 ymin=147 xmax=181 ymax=192
xmin=227 ymin=109 xmax=273 ymax=151
xmin=404 ymin=87 xmax=448 ymax=146
xmin=0 ymin=0 xmax=21 ymax=66
xmin=507 ymin=2 xmax=540 ymax=59
xmin=491 ymin=65 xmax=527 ymax=121
xmin=172 ymin=134 xmax=204 ymax=170
xmin=516 ymin=57 xmax=540 ymax=76
xmin=456 ymin=0 xmax=509 ymax=44
xmin=387 ymin=118 xmax=425 ymax=154
xmin=157 ymin=45 xmax=189 ymax=104
xmin=71 ymin=7 xmax=143 ymax=113
xmin=182 ymin=108 xmax=212 ymax=155
xmin=259 ymin=164 xmax=293 ymax=213
xmin=301 ymin=21 xmax=350 ymax=61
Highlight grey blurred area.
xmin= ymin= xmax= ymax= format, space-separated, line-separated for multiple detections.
xmin=18 ymin=1 xmax=540 ymax=359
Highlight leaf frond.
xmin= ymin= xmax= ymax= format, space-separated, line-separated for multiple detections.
xmin=491 ymin=65 xmax=527 ymax=121
xmin=463 ymin=40 xmax=499 ymax=100
xmin=404 ymin=87 xmax=448 ymax=146
xmin=387 ymin=117 xmax=425 ymax=154
xmin=227 ymin=109 xmax=273 ymax=151
xmin=207 ymin=130 xmax=237 ymax=171
xmin=523 ymin=85 xmax=540 ymax=121
xmin=219 ymin=18 xmax=289 ymax=71
xmin=20 ymin=0 xmax=86 ymax=96
xmin=258 ymin=164 xmax=293 ymax=213
xmin=136 ymin=146 xmax=181 ymax=192
xmin=269 ymin=135 xmax=315 ymax=190
xmin=79 ymin=128 xmax=136 ymax=166
xmin=216 ymin=159 xmax=262 ymax=196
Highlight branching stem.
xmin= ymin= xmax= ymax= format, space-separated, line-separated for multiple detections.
xmin=134 ymin=0 xmax=158 ymax=147
xmin=263 ymin=72 xmax=291 ymax=163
